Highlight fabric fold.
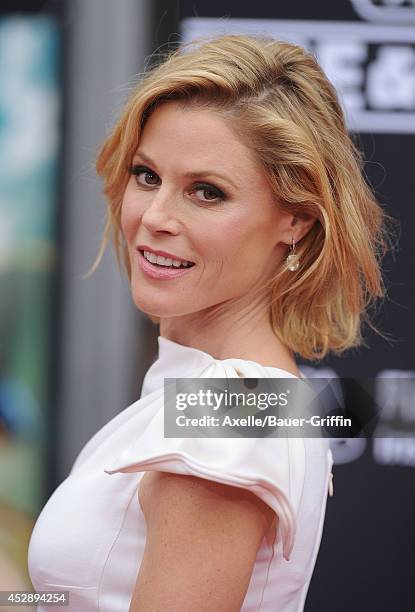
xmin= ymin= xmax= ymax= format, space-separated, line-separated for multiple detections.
xmin=104 ymin=359 xmax=306 ymax=562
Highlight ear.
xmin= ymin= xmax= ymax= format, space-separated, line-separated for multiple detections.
xmin=283 ymin=214 xmax=317 ymax=245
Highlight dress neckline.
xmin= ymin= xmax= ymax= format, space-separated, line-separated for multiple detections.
xmin=140 ymin=335 xmax=304 ymax=398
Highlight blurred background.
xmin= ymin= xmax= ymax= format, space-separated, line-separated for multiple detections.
xmin=0 ymin=1 xmax=413 ymax=610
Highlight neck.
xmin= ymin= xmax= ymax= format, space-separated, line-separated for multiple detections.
xmin=158 ymin=304 xmax=300 ymax=377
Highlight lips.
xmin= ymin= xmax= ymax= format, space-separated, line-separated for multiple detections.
xmin=139 ymin=250 xmax=195 ymax=268
xmin=136 ymin=249 xmax=195 ymax=280
xmin=136 ymin=245 xmax=195 ymax=265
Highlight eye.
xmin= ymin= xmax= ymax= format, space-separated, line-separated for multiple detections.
xmin=129 ymin=164 xmax=160 ymax=186
xmin=191 ymin=183 xmax=226 ymax=204
xmin=127 ymin=164 xmax=227 ymax=205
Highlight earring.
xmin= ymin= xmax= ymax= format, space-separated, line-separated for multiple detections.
xmin=285 ymin=235 xmax=300 ymax=271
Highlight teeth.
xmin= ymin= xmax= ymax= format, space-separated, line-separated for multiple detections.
xmin=143 ymin=250 xmax=192 ymax=268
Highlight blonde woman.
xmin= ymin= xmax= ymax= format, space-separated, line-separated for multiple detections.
xmin=28 ymin=34 xmax=393 ymax=611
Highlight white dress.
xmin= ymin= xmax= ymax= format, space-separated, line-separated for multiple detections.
xmin=28 ymin=335 xmax=334 ymax=611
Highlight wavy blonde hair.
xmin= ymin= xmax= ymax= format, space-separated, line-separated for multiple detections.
xmin=87 ymin=33 xmax=398 ymax=361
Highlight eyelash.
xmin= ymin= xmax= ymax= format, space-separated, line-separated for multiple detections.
xmin=127 ymin=164 xmax=227 ymax=204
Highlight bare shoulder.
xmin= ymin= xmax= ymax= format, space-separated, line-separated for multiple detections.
xmin=138 ymin=470 xmax=275 ymax=523
xmin=128 ymin=471 xmax=276 ymax=612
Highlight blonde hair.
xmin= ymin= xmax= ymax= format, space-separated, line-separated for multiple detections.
xmin=87 ymin=33 xmax=398 ymax=361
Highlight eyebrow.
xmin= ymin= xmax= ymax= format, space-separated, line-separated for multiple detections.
xmin=133 ymin=150 xmax=238 ymax=190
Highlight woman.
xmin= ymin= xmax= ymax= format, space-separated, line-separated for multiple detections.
xmin=28 ymin=34 xmax=393 ymax=611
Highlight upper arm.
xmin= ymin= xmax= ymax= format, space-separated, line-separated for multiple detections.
xmin=128 ymin=471 xmax=277 ymax=612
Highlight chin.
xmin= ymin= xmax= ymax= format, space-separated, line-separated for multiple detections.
xmin=131 ymin=295 xmax=182 ymax=319
xmin=130 ymin=283 xmax=200 ymax=318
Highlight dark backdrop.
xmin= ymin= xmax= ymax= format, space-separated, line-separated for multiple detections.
xmin=152 ymin=2 xmax=415 ymax=610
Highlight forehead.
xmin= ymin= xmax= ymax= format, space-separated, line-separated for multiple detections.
xmin=138 ymin=100 xmax=266 ymax=186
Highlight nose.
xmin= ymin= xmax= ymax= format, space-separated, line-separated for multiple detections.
xmin=140 ymin=186 xmax=181 ymax=235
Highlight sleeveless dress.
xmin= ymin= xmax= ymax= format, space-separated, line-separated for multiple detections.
xmin=28 ymin=335 xmax=334 ymax=611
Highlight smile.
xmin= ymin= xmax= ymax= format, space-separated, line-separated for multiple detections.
xmin=141 ymin=250 xmax=195 ymax=268
xmin=137 ymin=250 xmax=196 ymax=280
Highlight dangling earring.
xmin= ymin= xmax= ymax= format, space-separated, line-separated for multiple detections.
xmin=285 ymin=235 xmax=300 ymax=271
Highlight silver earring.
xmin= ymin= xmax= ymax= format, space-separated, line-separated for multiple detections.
xmin=285 ymin=235 xmax=300 ymax=271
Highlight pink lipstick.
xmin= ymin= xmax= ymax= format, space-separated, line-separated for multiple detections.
xmin=136 ymin=249 xmax=196 ymax=280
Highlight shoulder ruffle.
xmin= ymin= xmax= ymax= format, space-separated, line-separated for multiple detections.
xmin=104 ymin=360 xmax=306 ymax=561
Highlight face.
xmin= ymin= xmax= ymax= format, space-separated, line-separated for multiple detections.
xmin=121 ymin=100 xmax=292 ymax=324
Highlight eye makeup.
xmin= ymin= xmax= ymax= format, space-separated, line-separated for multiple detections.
xmin=127 ymin=164 xmax=228 ymax=204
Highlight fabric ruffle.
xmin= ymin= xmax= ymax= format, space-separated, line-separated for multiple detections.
xmin=104 ymin=360 xmax=306 ymax=561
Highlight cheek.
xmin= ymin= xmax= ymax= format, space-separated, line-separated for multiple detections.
xmin=120 ymin=193 xmax=140 ymax=242
xmin=222 ymin=220 xmax=264 ymax=262
xmin=220 ymin=219 xmax=275 ymax=276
